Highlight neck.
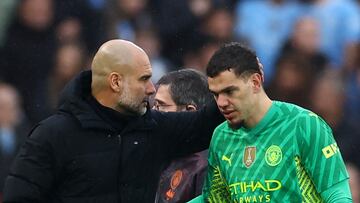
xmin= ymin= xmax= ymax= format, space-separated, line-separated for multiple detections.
xmin=244 ymin=93 xmax=273 ymax=128
xmin=92 ymin=90 xmax=116 ymax=110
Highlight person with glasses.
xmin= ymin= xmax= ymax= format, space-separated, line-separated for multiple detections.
xmin=153 ymin=69 xmax=213 ymax=203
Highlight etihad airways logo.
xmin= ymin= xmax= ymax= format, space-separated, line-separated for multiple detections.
xmin=322 ymin=143 xmax=339 ymax=159
xmin=228 ymin=180 xmax=282 ymax=194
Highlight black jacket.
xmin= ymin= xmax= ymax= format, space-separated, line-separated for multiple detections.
xmin=3 ymin=71 xmax=223 ymax=203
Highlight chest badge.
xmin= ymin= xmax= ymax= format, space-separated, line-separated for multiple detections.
xmin=243 ymin=146 xmax=256 ymax=168
xmin=265 ymin=145 xmax=282 ymax=166
xmin=165 ymin=170 xmax=183 ymax=200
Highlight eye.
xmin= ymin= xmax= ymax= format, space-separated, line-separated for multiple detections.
xmin=140 ymin=75 xmax=151 ymax=81
xmin=224 ymin=89 xmax=234 ymax=96
xmin=211 ymin=91 xmax=219 ymax=99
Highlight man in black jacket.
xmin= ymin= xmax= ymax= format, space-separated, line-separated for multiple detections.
xmin=3 ymin=40 xmax=223 ymax=202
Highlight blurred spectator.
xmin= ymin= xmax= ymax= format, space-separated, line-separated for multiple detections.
xmin=47 ymin=42 xmax=87 ymax=111
xmin=267 ymin=53 xmax=316 ymax=109
xmin=0 ymin=0 xmax=57 ymax=124
xmin=183 ymin=39 xmax=221 ymax=73
xmin=200 ymin=7 xmax=235 ymax=42
xmin=342 ymin=42 xmax=360 ymax=129
xmin=151 ymin=0 xmax=216 ymax=66
xmin=87 ymin=0 xmax=106 ymax=11
xmin=234 ymin=0 xmax=302 ymax=85
xmin=279 ymin=17 xmax=329 ymax=74
xmin=301 ymin=0 xmax=360 ymax=68
xmin=134 ymin=27 xmax=173 ymax=83
xmin=0 ymin=83 xmax=30 ymax=195
xmin=0 ymin=0 xmax=19 ymax=47
xmin=104 ymin=0 xmax=150 ymax=42
xmin=309 ymin=70 xmax=360 ymax=169
xmin=54 ymin=0 xmax=105 ymax=54
xmin=347 ymin=163 xmax=360 ymax=203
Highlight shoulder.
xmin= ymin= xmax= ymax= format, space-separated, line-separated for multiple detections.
xmin=273 ymin=101 xmax=331 ymax=130
xmin=29 ymin=112 xmax=80 ymax=141
xmin=213 ymin=121 xmax=229 ymax=135
xmin=274 ymin=101 xmax=314 ymax=120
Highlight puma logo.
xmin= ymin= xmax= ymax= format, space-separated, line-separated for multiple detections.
xmin=222 ymin=154 xmax=232 ymax=166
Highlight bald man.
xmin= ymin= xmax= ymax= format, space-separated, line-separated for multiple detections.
xmin=3 ymin=40 xmax=223 ymax=203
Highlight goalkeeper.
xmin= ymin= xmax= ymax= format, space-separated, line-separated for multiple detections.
xmin=190 ymin=42 xmax=352 ymax=203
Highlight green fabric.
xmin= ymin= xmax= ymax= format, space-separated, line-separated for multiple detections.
xmin=201 ymin=101 xmax=349 ymax=202
xmin=187 ymin=195 xmax=205 ymax=203
xmin=320 ymin=179 xmax=352 ymax=203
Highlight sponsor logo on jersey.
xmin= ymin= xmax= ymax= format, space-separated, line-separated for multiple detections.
xmin=322 ymin=143 xmax=339 ymax=159
xmin=222 ymin=154 xmax=233 ymax=167
xmin=237 ymin=195 xmax=271 ymax=203
xmin=229 ymin=180 xmax=281 ymax=203
xmin=265 ymin=145 xmax=282 ymax=166
xmin=165 ymin=170 xmax=183 ymax=200
xmin=243 ymin=146 xmax=256 ymax=168
xmin=229 ymin=179 xmax=282 ymax=193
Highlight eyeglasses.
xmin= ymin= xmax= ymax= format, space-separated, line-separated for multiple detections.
xmin=153 ymin=102 xmax=178 ymax=111
xmin=153 ymin=102 xmax=188 ymax=112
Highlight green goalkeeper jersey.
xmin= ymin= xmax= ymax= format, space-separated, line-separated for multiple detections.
xmin=203 ymin=101 xmax=349 ymax=203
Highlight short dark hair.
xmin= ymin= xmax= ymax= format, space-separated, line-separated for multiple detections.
xmin=206 ymin=42 xmax=261 ymax=78
xmin=156 ymin=69 xmax=213 ymax=108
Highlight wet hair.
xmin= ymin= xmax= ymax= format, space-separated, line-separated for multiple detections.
xmin=156 ymin=69 xmax=213 ymax=108
xmin=206 ymin=42 xmax=261 ymax=78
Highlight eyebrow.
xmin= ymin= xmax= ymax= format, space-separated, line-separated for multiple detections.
xmin=154 ymin=98 xmax=167 ymax=105
xmin=210 ymin=85 xmax=239 ymax=95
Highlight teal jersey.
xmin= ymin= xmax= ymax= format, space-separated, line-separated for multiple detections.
xmin=202 ymin=101 xmax=349 ymax=203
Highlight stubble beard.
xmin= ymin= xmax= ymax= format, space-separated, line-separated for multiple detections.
xmin=118 ymin=84 xmax=147 ymax=116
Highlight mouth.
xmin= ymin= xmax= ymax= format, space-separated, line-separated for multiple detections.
xmin=221 ymin=110 xmax=236 ymax=119
xmin=141 ymin=99 xmax=149 ymax=107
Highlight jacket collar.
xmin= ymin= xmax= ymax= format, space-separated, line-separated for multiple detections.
xmin=58 ymin=70 xmax=156 ymax=132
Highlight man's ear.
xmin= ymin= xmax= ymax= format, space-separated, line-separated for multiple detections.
xmin=251 ymin=73 xmax=263 ymax=92
xmin=185 ymin=104 xmax=197 ymax=112
xmin=257 ymin=57 xmax=265 ymax=83
xmin=109 ymin=72 xmax=122 ymax=93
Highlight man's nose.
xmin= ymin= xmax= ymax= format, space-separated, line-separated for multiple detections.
xmin=217 ymin=94 xmax=229 ymax=108
xmin=146 ymin=81 xmax=156 ymax=95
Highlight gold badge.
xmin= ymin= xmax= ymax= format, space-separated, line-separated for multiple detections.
xmin=243 ymin=146 xmax=256 ymax=168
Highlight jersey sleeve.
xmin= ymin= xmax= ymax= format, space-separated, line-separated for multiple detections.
xmin=320 ymin=179 xmax=352 ymax=203
xmin=201 ymin=131 xmax=232 ymax=203
xmin=297 ymin=112 xmax=349 ymax=193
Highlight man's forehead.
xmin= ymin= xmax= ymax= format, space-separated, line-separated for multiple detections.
xmin=208 ymin=70 xmax=237 ymax=82
xmin=154 ymin=85 xmax=174 ymax=103
xmin=134 ymin=63 xmax=152 ymax=75
xmin=208 ymin=70 xmax=239 ymax=91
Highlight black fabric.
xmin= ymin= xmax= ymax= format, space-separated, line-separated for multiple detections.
xmin=3 ymin=70 xmax=224 ymax=203
xmin=155 ymin=150 xmax=208 ymax=203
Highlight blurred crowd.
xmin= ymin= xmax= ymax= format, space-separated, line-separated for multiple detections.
xmin=0 ymin=0 xmax=360 ymax=201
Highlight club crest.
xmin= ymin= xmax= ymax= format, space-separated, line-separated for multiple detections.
xmin=265 ymin=145 xmax=282 ymax=166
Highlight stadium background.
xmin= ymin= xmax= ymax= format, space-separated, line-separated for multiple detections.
xmin=0 ymin=0 xmax=359 ymax=201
